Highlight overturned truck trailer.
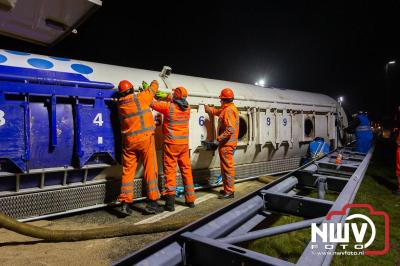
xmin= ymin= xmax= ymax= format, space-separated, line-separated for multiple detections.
xmin=0 ymin=49 xmax=348 ymax=220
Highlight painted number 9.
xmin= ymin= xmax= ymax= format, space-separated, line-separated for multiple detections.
xmin=266 ymin=117 xmax=271 ymax=126
xmin=283 ymin=118 xmax=287 ymax=127
xmin=199 ymin=115 xmax=205 ymax=126
xmin=0 ymin=110 xmax=5 ymax=126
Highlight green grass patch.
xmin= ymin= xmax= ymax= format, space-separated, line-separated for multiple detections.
xmin=247 ymin=160 xmax=400 ymax=265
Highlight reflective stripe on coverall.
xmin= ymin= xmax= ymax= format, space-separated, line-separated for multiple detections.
xmin=117 ymin=82 xmax=160 ymax=203
xmin=355 ymin=114 xmax=373 ymax=153
xmin=151 ymin=101 xmax=195 ymax=202
xmin=207 ymin=103 xmax=239 ymax=193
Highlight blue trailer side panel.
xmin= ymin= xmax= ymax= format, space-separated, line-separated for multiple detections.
xmin=0 ymin=102 xmax=26 ymax=171
xmin=29 ymin=102 xmax=74 ymax=169
xmin=76 ymin=100 xmax=116 ymax=167
xmin=0 ymin=65 xmax=117 ymax=172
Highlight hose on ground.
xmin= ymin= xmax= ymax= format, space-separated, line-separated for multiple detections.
xmin=0 ymin=212 xmax=193 ymax=242
xmin=258 ymin=175 xmax=278 ymax=184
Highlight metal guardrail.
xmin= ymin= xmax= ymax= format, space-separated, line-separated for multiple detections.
xmin=113 ymin=145 xmax=373 ymax=266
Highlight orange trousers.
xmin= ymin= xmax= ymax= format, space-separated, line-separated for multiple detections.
xmin=396 ymin=145 xmax=400 ymax=191
xmin=118 ymin=135 xmax=160 ymax=203
xmin=219 ymin=145 xmax=236 ymax=193
xmin=163 ymin=143 xmax=196 ymax=203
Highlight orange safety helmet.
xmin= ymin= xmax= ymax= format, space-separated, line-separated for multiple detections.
xmin=118 ymin=80 xmax=133 ymax=93
xmin=219 ymin=88 xmax=234 ymax=99
xmin=173 ymin=86 xmax=188 ymax=99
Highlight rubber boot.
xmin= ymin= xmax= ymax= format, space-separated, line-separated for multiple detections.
xmin=218 ymin=191 xmax=234 ymax=199
xmin=164 ymin=195 xmax=175 ymax=212
xmin=114 ymin=202 xmax=132 ymax=217
xmin=144 ymin=200 xmax=163 ymax=214
xmin=185 ymin=202 xmax=195 ymax=208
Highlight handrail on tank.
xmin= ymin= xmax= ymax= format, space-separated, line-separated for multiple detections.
xmin=0 ymin=65 xmax=114 ymax=90
xmin=0 ymin=80 xmax=116 ymax=99
xmin=189 ymin=91 xmax=336 ymax=108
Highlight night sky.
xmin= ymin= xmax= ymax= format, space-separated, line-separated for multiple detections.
xmin=0 ymin=0 xmax=399 ymax=124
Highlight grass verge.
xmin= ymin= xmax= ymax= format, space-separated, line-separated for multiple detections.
xmin=247 ymin=157 xmax=400 ymax=266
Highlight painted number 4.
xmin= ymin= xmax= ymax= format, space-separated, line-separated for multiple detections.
xmin=93 ymin=113 xmax=104 ymax=126
xmin=0 ymin=110 xmax=5 ymax=126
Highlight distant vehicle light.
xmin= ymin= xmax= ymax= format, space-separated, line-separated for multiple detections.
xmin=382 ymin=129 xmax=391 ymax=139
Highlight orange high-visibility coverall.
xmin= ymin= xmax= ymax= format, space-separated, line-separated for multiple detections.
xmin=206 ymin=103 xmax=239 ymax=193
xmin=151 ymin=101 xmax=196 ymax=203
xmin=117 ymin=82 xmax=160 ymax=203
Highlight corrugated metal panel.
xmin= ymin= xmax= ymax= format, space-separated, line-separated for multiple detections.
xmin=0 ymin=157 xmax=300 ymax=219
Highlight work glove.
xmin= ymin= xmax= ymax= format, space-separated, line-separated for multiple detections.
xmin=150 ymin=80 xmax=159 ymax=87
xmin=201 ymin=140 xmax=219 ymax=151
xmin=142 ymin=81 xmax=149 ymax=90
xmin=204 ymin=104 xmax=215 ymax=114
xmin=205 ymin=104 xmax=211 ymax=113
xmin=156 ymin=91 xmax=170 ymax=100
xmin=210 ymin=140 xmax=219 ymax=150
xmin=139 ymin=81 xmax=149 ymax=92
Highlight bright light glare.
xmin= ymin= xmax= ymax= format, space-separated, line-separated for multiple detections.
xmin=255 ymin=79 xmax=267 ymax=87
xmin=388 ymin=61 xmax=396 ymax=65
xmin=338 ymin=96 xmax=344 ymax=103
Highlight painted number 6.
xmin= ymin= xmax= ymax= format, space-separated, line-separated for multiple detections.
xmin=0 ymin=110 xmax=5 ymax=126
xmin=199 ymin=115 xmax=205 ymax=126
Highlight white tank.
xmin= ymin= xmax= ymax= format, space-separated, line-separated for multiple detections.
xmin=0 ymin=49 xmax=348 ymax=179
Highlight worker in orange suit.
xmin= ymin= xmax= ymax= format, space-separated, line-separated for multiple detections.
xmin=151 ymin=87 xmax=196 ymax=211
xmin=205 ymin=88 xmax=239 ymax=199
xmin=113 ymin=79 xmax=162 ymax=216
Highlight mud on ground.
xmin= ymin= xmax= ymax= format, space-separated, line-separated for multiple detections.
xmin=0 ymin=181 xmax=266 ymax=266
